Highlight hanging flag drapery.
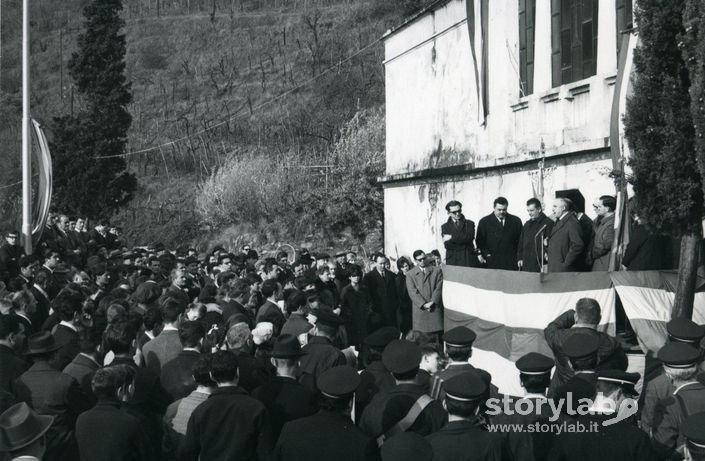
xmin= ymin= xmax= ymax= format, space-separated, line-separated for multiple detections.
xmin=30 ymin=118 xmax=52 ymax=244
xmin=608 ymin=30 xmax=638 ymax=271
xmin=466 ymin=0 xmax=489 ymax=126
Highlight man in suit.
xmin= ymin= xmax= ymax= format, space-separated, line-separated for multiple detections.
xmin=543 ymin=298 xmax=627 ymax=396
xmin=179 ymin=350 xmax=274 ymax=461
xmin=62 ymin=327 xmax=102 ymax=405
xmin=29 ymin=270 xmax=51 ymax=329
xmin=405 ymin=251 xmax=443 ymax=336
xmin=588 ymin=195 xmax=616 ymax=271
xmin=160 ymin=268 xmax=191 ymax=307
xmin=547 ymin=198 xmax=585 ymax=272
xmin=75 ymin=366 xmax=153 ymax=461
xmin=0 ymin=315 xmax=28 ymax=395
xmin=14 ymin=332 xmax=91 ymax=461
xmin=225 ymin=322 xmax=274 ymax=392
xmin=517 ymin=198 xmax=554 ymax=272
xmin=51 ymin=291 xmax=83 ymax=371
xmin=256 ymin=279 xmax=286 ymax=336
xmin=142 ymin=298 xmax=183 ymax=376
xmin=441 ymin=200 xmax=479 ymax=267
xmin=430 ymin=327 xmax=484 ymax=401
xmin=364 ymin=252 xmax=400 ymax=329
xmin=252 ymin=335 xmax=318 ymax=440
xmin=299 ymin=311 xmax=347 ymax=391
xmin=426 ymin=372 xmax=510 ymax=461
xmin=274 ymin=366 xmax=377 ymax=461
xmin=475 ymin=197 xmax=523 ymax=270
xmin=160 ymin=320 xmax=204 ymax=401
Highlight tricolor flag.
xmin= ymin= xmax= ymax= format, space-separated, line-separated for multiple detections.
xmin=466 ymin=0 xmax=489 ymax=125
xmin=443 ymin=266 xmax=705 ymax=396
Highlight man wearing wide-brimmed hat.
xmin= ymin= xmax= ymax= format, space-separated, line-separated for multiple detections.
xmin=13 ymin=332 xmax=90 ymax=461
xmin=0 ymin=402 xmax=54 ymax=461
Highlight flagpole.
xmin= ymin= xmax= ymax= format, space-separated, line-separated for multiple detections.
xmin=21 ymin=0 xmax=32 ymax=254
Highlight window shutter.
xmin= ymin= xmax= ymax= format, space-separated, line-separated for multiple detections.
xmin=551 ymin=0 xmax=562 ymax=87
xmin=616 ymin=0 xmax=633 ymax=55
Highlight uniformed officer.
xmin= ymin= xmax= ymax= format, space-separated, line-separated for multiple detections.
xmin=430 ymin=326 xmax=478 ymax=400
xmin=547 ymin=370 xmax=658 ymax=461
xmin=355 ymin=327 xmax=400 ymax=422
xmin=274 ymin=366 xmax=378 ymax=461
xmin=493 ymin=352 xmax=555 ymax=461
xmin=652 ymin=342 xmax=705 ymax=459
xmin=359 ymin=340 xmax=446 ymax=440
xmin=681 ymin=412 xmax=705 ymax=461
xmin=554 ymin=333 xmax=600 ymax=399
xmin=641 ymin=317 xmax=705 ymax=435
xmin=380 ymin=432 xmax=433 ymax=461
xmin=299 ymin=310 xmax=347 ymax=391
xmin=426 ymin=372 xmax=511 ymax=461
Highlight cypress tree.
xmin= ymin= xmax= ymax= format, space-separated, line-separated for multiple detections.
xmin=624 ymin=0 xmax=703 ymax=319
xmin=51 ymin=0 xmax=136 ymax=220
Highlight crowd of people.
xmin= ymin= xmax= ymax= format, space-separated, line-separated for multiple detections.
xmin=0 ymin=211 xmax=703 ymax=461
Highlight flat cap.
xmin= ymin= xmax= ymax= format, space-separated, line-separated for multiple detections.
xmin=516 ymin=352 xmax=555 ymax=375
xmin=563 ymin=333 xmax=600 ymax=359
xmin=334 ymin=251 xmax=346 ymax=258
xmin=364 ymin=327 xmax=401 ymax=349
xmin=381 ymin=432 xmax=433 ymax=461
xmin=667 ymin=317 xmax=705 ymax=343
xmin=443 ymin=326 xmax=477 ymax=347
xmin=658 ymin=342 xmax=701 ymax=368
xmin=597 ymin=369 xmax=641 ymax=395
xmin=682 ymin=412 xmax=705 ymax=449
xmin=317 ymin=366 xmax=360 ymax=398
xmin=382 ymin=340 xmax=422 ymax=375
xmin=444 ymin=371 xmax=488 ymax=401
xmin=314 ymin=309 xmax=345 ymax=328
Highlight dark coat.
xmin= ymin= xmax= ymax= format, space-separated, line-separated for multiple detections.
xmin=221 ymin=299 xmax=254 ymax=327
xmin=29 ymin=284 xmax=51 ymax=328
xmin=76 ymin=399 xmax=153 ymax=461
xmin=274 ymin=410 xmax=377 ymax=461
xmin=544 ymin=310 xmax=627 ymax=397
xmin=405 ymin=266 xmax=443 ymax=333
xmin=355 ymin=360 xmax=395 ymax=423
xmin=256 ymin=300 xmax=286 ymax=335
xmin=441 ymin=216 xmax=480 ymax=267
xmin=160 ymin=349 xmax=200 ymax=401
xmin=52 ymin=323 xmax=80 ymax=371
xmin=359 ymin=383 xmax=447 ymax=439
xmin=339 ymin=283 xmax=371 ymax=347
xmin=427 ymin=420 xmax=511 ymax=461
xmin=395 ymin=273 xmax=412 ymax=334
xmin=62 ymin=353 xmax=101 ymax=405
xmin=548 ymin=413 xmax=658 ymax=461
xmin=14 ymin=360 xmax=91 ymax=461
xmin=233 ymin=350 xmax=274 ymax=393
xmin=577 ymin=214 xmax=594 ymax=271
xmin=476 ymin=213 xmax=523 ymax=270
xmin=251 ymin=376 xmax=318 ymax=440
xmin=364 ymin=269 xmax=400 ymax=329
xmin=280 ymin=313 xmax=313 ymax=338
xmin=517 ymin=213 xmax=554 ymax=272
xmin=299 ymin=336 xmax=347 ymax=391
xmin=547 ymin=214 xmax=585 ymax=272
xmin=179 ymin=386 xmax=274 ymax=461
xmin=0 ymin=243 xmax=24 ymax=280
xmin=589 ymin=213 xmax=615 ymax=271
xmin=161 ymin=284 xmax=191 ymax=306
xmin=622 ymin=222 xmax=671 ymax=270
xmin=651 ymin=381 xmax=705 ymax=458
xmin=0 ymin=344 xmax=28 ymax=394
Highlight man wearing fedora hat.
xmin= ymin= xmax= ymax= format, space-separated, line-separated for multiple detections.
xmin=13 ymin=332 xmax=90 ymax=461
xmin=0 ymin=402 xmax=54 ymax=461
xmin=252 ymin=335 xmax=318 ymax=440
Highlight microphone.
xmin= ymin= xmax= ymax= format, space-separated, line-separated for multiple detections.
xmin=534 ymin=224 xmax=547 ymax=239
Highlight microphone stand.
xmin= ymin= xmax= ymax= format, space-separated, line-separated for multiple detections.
xmin=534 ymin=224 xmax=548 ymax=273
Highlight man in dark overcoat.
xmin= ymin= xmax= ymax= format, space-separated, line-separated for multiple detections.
xmin=363 ymin=253 xmax=399 ymax=329
xmin=475 ymin=197 xmax=522 ymax=270
xmin=517 ymin=198 xmax=554 ymax=272
xmin=546 ymin=198 xmax=584 ymax=272
xmin=441 ymin=200 xmax=479 ymax=267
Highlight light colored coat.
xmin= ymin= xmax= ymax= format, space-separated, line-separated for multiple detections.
xmin=590 ymin=213 xmax=615 ymax=271
xmin=405 ymin=265 xmax=443 ymax=332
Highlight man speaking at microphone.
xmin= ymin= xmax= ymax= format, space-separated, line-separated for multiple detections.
xmin=517 ymin=198 xmax=554 ymax=272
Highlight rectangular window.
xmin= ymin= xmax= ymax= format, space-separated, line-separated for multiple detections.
xmin=518 ymin=0 xmax=536 ymax=95
xmin=551 ymin=0 xmax=599 ymax=87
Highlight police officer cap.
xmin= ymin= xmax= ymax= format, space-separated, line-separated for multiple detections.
xmin=516 ymin=352 xmax=555 ymax=375
xmin=597 ymin=370 xmax=641 ymax=395
xmin=444 ymin=371 xmax=488 ymax=401
xmin=317 ymin=366 xmax=360 ymax=399
xmin=381 ymin=432 xmax=433 ymax=461
xmin=657 ymin=342 xmax=701 ymax=368
xmin=443 ymin=326 xmax=477 ymax=347
xmin=667 ymin=317 xmax=705 ymax=343
xmin=364 ymin=326 xmax=401 ymax=349
xmin=314 ymin=309 xmax=345 ymax=328
xmin=563 ymin=333 xmax=600 ymax=359
xmin=682 ymin=412 xmax=705 ymax=450
xmin=382 ymin=340 xmax=422 ymax=375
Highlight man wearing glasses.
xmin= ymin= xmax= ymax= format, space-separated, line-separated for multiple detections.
xmin=406 ymin=250 xmax=443 ymax=338
xmin=0 ymin=231 xmax=25 ymax=282
xmin=441 ymin=200 xmax=479 ymax=267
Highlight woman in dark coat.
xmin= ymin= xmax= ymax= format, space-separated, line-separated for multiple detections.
xmin=339 ymin=265 xmax=371 ymax=348
xmin=395 ymin=257 xmax=413 ymax=335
